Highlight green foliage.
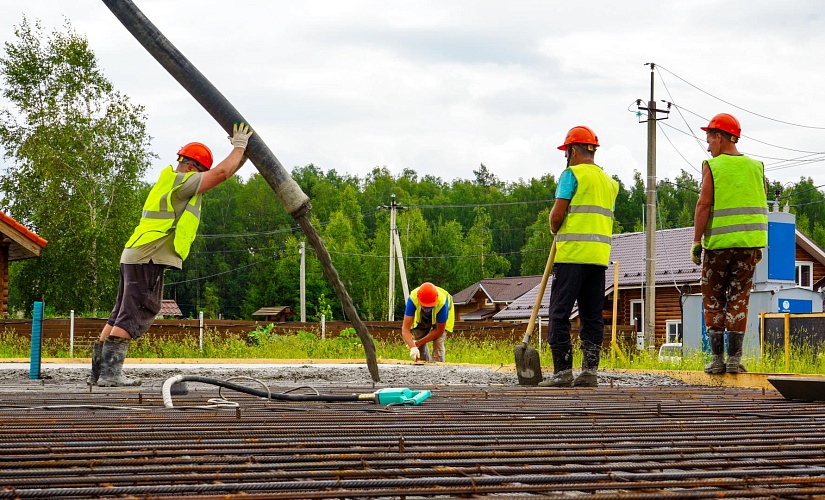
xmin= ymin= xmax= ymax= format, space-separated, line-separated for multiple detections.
xmin=247 ymin=323 xmax=276 ymax=346
xmin=0 ymin=17 xmax=152 ymax=314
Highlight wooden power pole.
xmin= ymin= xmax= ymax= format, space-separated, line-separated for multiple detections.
xmin=636 ymin=63 xmax=670 ymax=351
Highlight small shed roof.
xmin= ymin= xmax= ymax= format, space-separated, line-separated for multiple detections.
xmin=453 ymin=275 xmax=542 ymax=305
xmin=0 ymin=211 xmax=48 ymax=261
xmin=252 ymin=306 xmax=296 ymax=317
xmin=158 ymin=299 xmax=183 ymax=317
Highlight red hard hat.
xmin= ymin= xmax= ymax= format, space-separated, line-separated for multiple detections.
xmin=177 ymin=142 xmax=213 ymax=169
xmin=701 ymin=113 xmax=741 ymax=138
xmin=557 ymin=126 xmax=599 ymax=151
xmin=417 ymin=282 xmax=438 ymax=307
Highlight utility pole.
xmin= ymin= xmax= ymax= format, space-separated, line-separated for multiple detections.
xmin=299 ymin=241 xmax=306 ymax=322
xmin=379 ymin=194 xmax=408 ymax=320
xmin=635 ymin=63 xmax=670 ymax=351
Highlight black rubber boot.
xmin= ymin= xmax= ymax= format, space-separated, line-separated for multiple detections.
xmin=704 ymin=331 xmax=726 ymax=374
xmin=97 ymin=337 xmax=141 ymax=387
xmin=86 ymin=341 xmax=102 ymax=386
xmin=538 ymin=345 xmax=573 ymax=387
xmin=726 ymin=331 xmax=747 ymax=374
xmin=573 ymin=341 xmax=601 ymax=387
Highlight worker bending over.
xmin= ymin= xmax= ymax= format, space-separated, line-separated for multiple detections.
xmin=401 ymin=282 xmax=455 ymax=362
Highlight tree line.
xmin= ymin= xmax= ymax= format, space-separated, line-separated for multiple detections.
xmin=2 ymin=18 xmax=824 ymax=321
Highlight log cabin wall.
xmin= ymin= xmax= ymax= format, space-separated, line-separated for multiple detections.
xmin=608 ymin=285 xmax=695 ymax=349
xmin=796 ymin=245 xmax=825 ymax=286
xmin=0 ymin=244 xmax=7 ymax=318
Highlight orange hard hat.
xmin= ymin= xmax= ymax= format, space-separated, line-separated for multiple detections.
xmin=417 ymin=282 xmax=438 ymax=307
xmin=177 ymin=142 xmax=213 ymax=169
xmin=557 ymin=125 xmax=599 ymax=151
xmin=701 ymin=113 xmax=741 ymax=138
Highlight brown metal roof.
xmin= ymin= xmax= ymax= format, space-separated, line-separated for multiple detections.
xmin=453 ymin=275 xmax=542 ymax=304
xmin=158 ymin=299 xmax=183 ymax=317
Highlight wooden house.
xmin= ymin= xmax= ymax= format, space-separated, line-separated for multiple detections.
xmin=452 ymin=275 xmax=542 ymax=320
xmin=0 ymin=211 xmax=47 ymax=317
xmin=156 ymin=299 xmax=183 ymax=319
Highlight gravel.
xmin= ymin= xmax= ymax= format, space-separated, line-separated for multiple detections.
xmin=0 ymin=361 xmax=685 ymax=391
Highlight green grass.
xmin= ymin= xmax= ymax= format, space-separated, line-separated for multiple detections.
xmin=2 ymin=327 xmax=825 ymax=375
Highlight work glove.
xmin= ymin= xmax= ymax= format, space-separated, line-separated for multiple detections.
xmin=690 ymin=241 xmax=702 ymax=266
xmin=229 ymin=122 xmax=254 ymax=150
xmin=409 ymin=346 xmax=420 ymax=361
xmin=755 ymin=248 xmax=763 ymax=263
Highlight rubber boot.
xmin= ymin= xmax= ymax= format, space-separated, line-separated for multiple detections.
xmin=97 ymin=337 xmax=141 ymax=387
xmin=86 ymin=341 xmax=102 ymax=386
xmin=726 ymin=331 xmax=747 ymax=374
xmin=573 ymin=342 xmax=600 ymax=387
xmin=538 ymin=345 xmax=573 ymax=387
xmin=703 ymin=331 xmax=726 ymax=374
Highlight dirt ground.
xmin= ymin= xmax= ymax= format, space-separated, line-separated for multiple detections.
xmin=0 ymin=361 xmax=685 ymax=393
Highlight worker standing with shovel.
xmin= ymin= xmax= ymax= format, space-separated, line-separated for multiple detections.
xmin=539 ymin=126 xmax=618 ymax=388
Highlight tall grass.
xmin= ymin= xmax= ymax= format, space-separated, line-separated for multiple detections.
xmin=2 ymin=327 xmax=824 ymax=374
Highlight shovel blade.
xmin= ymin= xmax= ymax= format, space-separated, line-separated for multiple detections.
xmin=514 ymin=343 xmax=543 ymax=386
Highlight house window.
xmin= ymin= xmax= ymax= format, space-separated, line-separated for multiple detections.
xmin=796 ymin=262 xmax=813 ymax=290
xmin=485 ymin=298 xmax=494 ymax=306
xmin=666 ymin=320 xmax=682 ymax=344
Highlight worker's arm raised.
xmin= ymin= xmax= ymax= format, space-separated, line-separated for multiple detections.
xmin=198 ymin=123 xmax=254 ymax=194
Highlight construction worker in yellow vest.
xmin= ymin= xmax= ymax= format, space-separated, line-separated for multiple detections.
xmin=692 ymin=113 xmax=767 ymax=375
xmin=402 ymin=282 xmax=455 ymax=362
xmin=88 ymin=123 xmax=253 ymax=387
xmin=539 ymin=126 xmax=618 ymax=388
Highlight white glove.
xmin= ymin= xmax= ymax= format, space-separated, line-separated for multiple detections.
xmin=409 ymin=346 xmax=420 ymax=360
xmin=229 ymin=122 xmax=254 ymax=150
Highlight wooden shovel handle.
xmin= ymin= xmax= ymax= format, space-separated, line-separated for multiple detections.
xmin=522 ymin=241 xmax=556 ymax=345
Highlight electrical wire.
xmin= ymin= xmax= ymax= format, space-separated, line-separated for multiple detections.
xmin=657 ymin=65 xmax=825 ymax=129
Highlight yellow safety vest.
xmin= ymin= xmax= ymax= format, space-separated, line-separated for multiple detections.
xmin=409 ymin=285 xmax=455 ymax=332
xmin=703 ymin=155 xmax=768 ymax=250
xmin=555 ymin=163 xmax=618 ymax=266
xmin=125 ymin=166 xmax=202 ymax=261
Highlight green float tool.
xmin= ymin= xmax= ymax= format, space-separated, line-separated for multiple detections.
xmin=374 ymin=388 xmax=432 ymax=405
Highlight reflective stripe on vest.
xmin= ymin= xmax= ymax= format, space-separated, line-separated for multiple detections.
xmin=125 ymin=166 xmax=202 ymax=260
xmin=555 ymin=163 xmax=619 ymax=266
xmin=703 ymin=155 xmax=768 ymax=250
xmin=409 ymin=285 xmax=455 ymax=332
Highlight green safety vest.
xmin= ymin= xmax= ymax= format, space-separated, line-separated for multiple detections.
xmin=703 ymin=155 xmax=768 ymax=250
xmin=555 ymin=163 xmax=619 ymax=266
xmin=125 ymin=166 xmax=202 ymax=260
xmin=409 ymin=285 xmax=455 ymax=332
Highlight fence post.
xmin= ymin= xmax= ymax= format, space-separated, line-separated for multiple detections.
xmin=69 ymin=310 xmax=75 ymax=358
xmin=321 ymin=314 xmax=325 ymax=339
xmin=199 ymin=311 xmax=204 ymax=351
xmin=784 ymin=313 xmax=790 ymax=372
xmin=30 ymin=301 xmax=43 ymax=380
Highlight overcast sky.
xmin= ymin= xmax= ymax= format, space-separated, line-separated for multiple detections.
xmin=1 ymin=1 xmax=824 ymax=195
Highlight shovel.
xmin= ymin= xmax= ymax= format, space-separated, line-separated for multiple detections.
xmin=514 ymin=241 xmax=556 ymax=386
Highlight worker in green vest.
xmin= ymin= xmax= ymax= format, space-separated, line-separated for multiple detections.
xmin=401 ymin=282 xmax=455 ymax=362
xmin=87 ymin=123 xmax=253 ymax=387
xmin=692 ymin=113 xmax=767 ymax=375
xmin=539 ymin=126 xmax=619 ymax=388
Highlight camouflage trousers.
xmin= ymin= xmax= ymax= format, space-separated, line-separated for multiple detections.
xmin=701 ymin=248 xmax=759 ymax=333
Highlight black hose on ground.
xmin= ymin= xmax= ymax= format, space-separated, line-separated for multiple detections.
xmin=161 ymin=374 xmax=373 ymax=408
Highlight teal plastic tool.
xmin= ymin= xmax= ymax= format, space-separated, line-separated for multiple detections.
xmin=374 ymin=387 xmax=432 ymax=405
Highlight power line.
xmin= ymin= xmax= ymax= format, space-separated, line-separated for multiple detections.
xmin=657 ymin=65 xmax=825 ymax=130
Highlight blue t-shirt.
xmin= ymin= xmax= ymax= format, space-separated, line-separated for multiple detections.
xmin=555 ymin=168 xmax=578 ymax=200
xmin=404 ymin=297 xmax=450 ymax=324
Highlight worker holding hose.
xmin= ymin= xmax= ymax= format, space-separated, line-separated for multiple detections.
xmin=539 ymin=126 xmax=618 ymax=388
xmin=692 ymin=113 xmax=767 ymax=375
xmin=87 ymin=123 xmax=254 ymax=387
xmin=401 ymin=282 xmax=455 ymax=362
